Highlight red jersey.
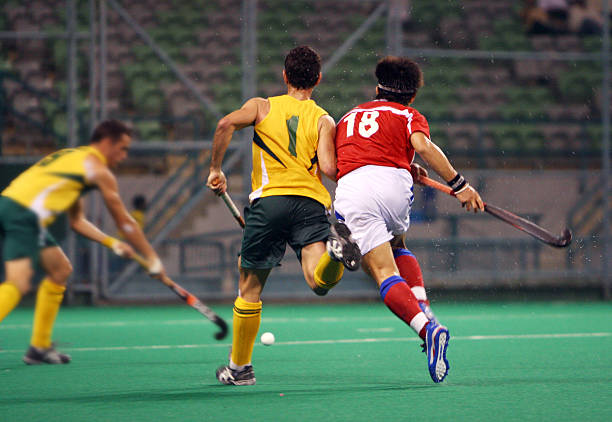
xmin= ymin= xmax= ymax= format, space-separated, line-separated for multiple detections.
xmin=335 ymin=100 xmax=430 ymax=180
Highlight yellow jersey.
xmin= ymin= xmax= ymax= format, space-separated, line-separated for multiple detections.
xmin=250 ymin=94 xmax=331 ymax=208
xmin=1 ymin=146 xmax=107 ymax=227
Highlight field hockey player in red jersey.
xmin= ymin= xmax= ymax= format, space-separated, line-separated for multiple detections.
xmin=333 ymin=56 xmax=484 ymax=383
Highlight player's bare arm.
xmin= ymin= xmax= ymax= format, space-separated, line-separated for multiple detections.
xmin=207 ymin=97 xmax=269 ymax=194
xmin=410 ymin=131 xmax=484 ymax=212
xmin=316 ymin=114 xmax=337 ymax=180
xmin=67 ymin=198 xmax=135 ymax=258
xmin=86 ymin=156 xmax=163 ymax=268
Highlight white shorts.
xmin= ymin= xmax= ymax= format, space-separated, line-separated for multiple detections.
xmin=334 ymin=165 xmax=414 ymax=255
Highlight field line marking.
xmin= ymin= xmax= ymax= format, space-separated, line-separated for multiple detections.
xmin=0 ymin=332 xmax=609 ymax=354
xmin=0 ymin=313 xmax=586 ymax=330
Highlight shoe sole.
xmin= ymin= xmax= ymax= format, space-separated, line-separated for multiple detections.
xmin=23 ymin=356 xmax=43 ymax=365
xmin=23 ymin=356 xmax=71 ymax=365
xmin=428 ymin=326 xmax=450 ymax=383
xmin=225 ymin=378 xmax=256 ymax=386
xmin=330 ymin=222 xmax=361 ymax=271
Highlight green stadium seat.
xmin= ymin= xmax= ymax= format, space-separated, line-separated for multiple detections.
xmin=479 ymin=36 xmax=505 ymax=51
xmin=489 ymin=124 xmax=523 ymax=152
xmin=259 ymin=30 xmax=292 ymax=47
xmin=558 ymin=71 xmax=597 ymax=102
xmin=430 ymin=127 xmax=449 ymax=149
xmin=52 ymin=112 xmax=68 ymax=139
xmin=133 ymin=45 xmax=156 ymax=62
xmin=135 ymin=120 xmax=165 ymax=140
xmin=223 ymin=65 xmax=243 ymax=82
xmin=0 ymin=57 xmax=12 ymax=71
xmin=521 ymin=126 xmax=546 ymax=153
xmin=146 ymin=62 xmax=173 ymax=82
xmin=121 ymin=64 xmax=146 ymax=82
xmin=140 ymin=92 xmax=165 ymax=114
xmin=130 ymin=82 xmax=164 ymax=114
xmin=41 ymin=99 xmax=60 ymax=119
xmin=505 ymin=86 xmax=553 ymax=105
xmin=501 ymin=33 xmax=531 ymax=51
xmin=581 ymin=36 xmax=602 ymax=52
xmin=416 ymin=102 xmax=452 ymax=121
xmin=155 ymin=13 xmax=187 ymax=28
xmin=586 ymin=126 xmax=606 ymax=153
xmin=493 ymin=19 xmax=521 ymax=34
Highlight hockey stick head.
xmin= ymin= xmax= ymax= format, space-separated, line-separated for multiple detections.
xmin=484 ymin=204 xmax=573 ymax=248
xmin=415 ymin=175 xmax=573 ymax=248
xmin=554 ymin=228 xmax=573 ymax=248
xmin=214 ymin=317 xmax=229 ymax=340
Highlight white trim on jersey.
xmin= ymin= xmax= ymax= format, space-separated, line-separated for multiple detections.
xmin=339 ymin=105 xmax=415 ymax=134
xmin=248 ymin=151 xmax=269 ymax=203
xmin=30 ymin=180 xmax=66 ymax=224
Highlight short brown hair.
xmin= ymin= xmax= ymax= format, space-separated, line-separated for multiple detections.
xmin=284 ymin=46 xmax=321 ymax=90
xmin=375 ymin=56 xmax=423 ymax=105
xmin=90 ymin=119 xmax=132 ymax=143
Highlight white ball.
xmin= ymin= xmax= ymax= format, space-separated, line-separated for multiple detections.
xmin=260 ymin=332 xmax=275 ymax=346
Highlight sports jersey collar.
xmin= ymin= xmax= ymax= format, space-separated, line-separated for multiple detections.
xmin=80 ymin=145 xmax=108 ymax=165
xmin=339 ymin=101 xmax=414 ymax=122
xmin=281 ymin=94 xmax=316 ymax=103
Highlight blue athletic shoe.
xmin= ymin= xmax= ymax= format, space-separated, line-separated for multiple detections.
xmin=425 ymin=322 xmax=450 ymax=383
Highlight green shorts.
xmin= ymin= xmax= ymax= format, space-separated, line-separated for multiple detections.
xmin=0 ymin=196 xmax=58 ymax=265
xmin=240 ymin=195 xmax=330 ymax=269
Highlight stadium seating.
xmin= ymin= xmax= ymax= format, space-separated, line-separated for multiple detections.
xmin=0 ymin=0 xmax=607 ymax=160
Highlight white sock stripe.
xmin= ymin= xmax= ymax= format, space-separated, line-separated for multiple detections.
xmin=409 ymin=312 xmax=429 ymax=334
xmin=411 ymin=286 xmax=427 ymax=301
xmin=229 ymin=360 xmax=250 ymax=372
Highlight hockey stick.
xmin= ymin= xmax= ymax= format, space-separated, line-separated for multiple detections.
xmin=220 ymin=191 xmax=245 ymax=228
xmin=124 ymin=251 xmax=228 ymax=340
xmin=415 ymin=175 xmax=572 ymax=248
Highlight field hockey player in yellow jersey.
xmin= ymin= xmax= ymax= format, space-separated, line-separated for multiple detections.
xmin=0 ymin=120 xmax=166 ymax=364
xmin=207 ymin=46 xmax=361 ymax=385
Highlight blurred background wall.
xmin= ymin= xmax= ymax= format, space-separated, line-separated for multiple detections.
xmin=0 ymin=0 xmax=610 ymax=303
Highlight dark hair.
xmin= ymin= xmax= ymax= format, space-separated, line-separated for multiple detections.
xmin=90 ymin=119 xmax=132 ymax=143
xmin=284 ymin=46 xmax=321 ymax=90
xmin=132 ymin=194 xmax=147 ymax=211
xmin=375 ymin=56 xmax=423 ymax=105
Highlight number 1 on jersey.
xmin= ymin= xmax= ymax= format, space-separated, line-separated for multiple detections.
xmin=286 ymin=115 xmax=299 ymax=157
xmin=343 ymin=111 xmax=380 ymax=138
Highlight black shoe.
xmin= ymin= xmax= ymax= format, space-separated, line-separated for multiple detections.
xmin=327 ymin=221 xmax=361 ymax=271
xmin=312 ymin=286 xmax=329 ymax=296
xmin=23 ymin=345 xmax=71 ymax=365
xmin=216 ymin=365 xmax=256 ymax=385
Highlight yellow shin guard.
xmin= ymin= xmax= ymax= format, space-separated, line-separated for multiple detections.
xmin=230 ymin=296 xmax=262 ymax=366
xmin=0 ymin=281 xmax=22 ymax=323
xmin=31 ymin=279 xmax=66 ymax=349
xmin=314 ymin=252 xmax=345 ymax=292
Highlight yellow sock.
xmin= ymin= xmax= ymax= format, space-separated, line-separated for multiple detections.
xmin=230 ymin=296 xmax=262 ymax=367
xmin=0 ymin=281 xmax=22 ymax=323
xmin=314 ymin=252 xmax=345 ymax=292
xmin=30 ymin=278 xmax=66 ymax=349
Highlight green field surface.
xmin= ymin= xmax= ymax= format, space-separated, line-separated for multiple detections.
xmin=1 ymin=302 xmax=611 ymax=421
